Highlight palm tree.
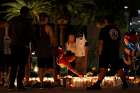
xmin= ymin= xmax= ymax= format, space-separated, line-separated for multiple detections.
xmin=1 ymin=0 xmax=51 ymax=23
xmin=48 ymin=0 xmax=96 ymax=26
xmin=1 ymin=0 xmax=96 ymax=25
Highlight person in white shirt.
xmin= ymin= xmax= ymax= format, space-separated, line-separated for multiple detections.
xmin=75 ymin=32 xmax=88 ymax=75
xmin=65 ymin=34 xmax=76 ymax=54
xmin=65 ymin=34 xmax=76 ymax=75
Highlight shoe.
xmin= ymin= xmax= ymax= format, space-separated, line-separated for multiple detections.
xmin=39 ymin=83 xmax=45 ymax=89
xmin=24 ymin=84 xmax=32 ymax=88
xmin=8 ymin=85 xmax=16 ymax=91
xmin=86 ymin=83 xmax=101 ymax=90
xmin=122 ymin=82 xmax=129 ymax=89
xmin=4 ymin=81 xmax=9 ymax=88
xmin=53 ymin=82 xmax=62 ymax=88
xmin=17 ymin=86 xmax=26 ymax=91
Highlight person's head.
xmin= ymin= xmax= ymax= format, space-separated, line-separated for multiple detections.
xmin=0 ymin=21 xmax=8 ymax=29
xmin=39 ymin=13 xmax=49 ymax=25
xmin=20 ymin=6 xmax=30 ymax=16
xmin=68 ymin=34 xmax=75 ymax=43
xmin=124 ymin=31 xmax=138 ymax=45
xmin=103 ymin=15 xmax=115 ymax=25
xmin=77 ymin=32 xmax=84 ymax=40
xmin=95 ymin=18 xmax=106 ymax=28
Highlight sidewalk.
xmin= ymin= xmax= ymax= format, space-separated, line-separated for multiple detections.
xmin=2 ymin=87 xmax=140 ymax=93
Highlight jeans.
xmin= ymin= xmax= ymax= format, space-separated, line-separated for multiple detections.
xmin=9 ymin=45 xmax=29 ymax=87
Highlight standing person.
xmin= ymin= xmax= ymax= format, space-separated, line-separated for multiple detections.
xmin=35 ymin=13 xmax=57 ymax=88
xmin=3 ymin=22 xmax=12 ymax=87
xmin=87 ymin=16 xmax=128 ymax=90
xmin=8 ymin=6 xmax=32 ymax=90
xmin=75 ymin=32 xmax=88 ymax=75
xmin=0 ymin=21 xmax=5 ymax=87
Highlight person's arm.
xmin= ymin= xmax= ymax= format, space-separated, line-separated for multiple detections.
xmin=123 ymin=56 xmax=132 ymax=65
xmin=98 ymin=28 xmax=104 ymax=56
xmin=98 ymin=40 xmax=103 ymax=56
xmin=45 ymin=25 xmax=57 ymax=47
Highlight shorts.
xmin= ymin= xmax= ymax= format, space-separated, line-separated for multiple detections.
xmin=37 ymin=57 xmax=53 ymax=68
xmin=99 ymin=55 xmax=123 ymax=70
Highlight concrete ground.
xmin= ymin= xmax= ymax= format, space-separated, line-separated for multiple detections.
xmin=1 ymin=86 xmax=139 ymax=93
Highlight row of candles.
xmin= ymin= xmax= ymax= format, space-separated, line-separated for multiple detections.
xmin=21 ymin=76 xmax=140 ymax=88
xmin=60 ymin=76 xmax=122 ymax=88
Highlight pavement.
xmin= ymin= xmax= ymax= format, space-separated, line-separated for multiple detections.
xmin=1 ymin=87 xmax=139 ymax=93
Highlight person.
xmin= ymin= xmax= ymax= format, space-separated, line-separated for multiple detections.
xmin=3 ymin=22 xmax=12 ymax=87
xmin=121 ymin=48 xmax=134 ymax=76
xmin=35 ymin=13 xmax=57 ymax=89
xmin=8 ymin=6 xmax=33 ymax=90
xmin=87 ymin=16 xmax=128 ymax=90
xmin=75 ymin=32 xmax=88 ymax=75
xmin=0 ymin=21 xmax=5 ymax=87
xmin=123 ymin=31 xmax=139 ymax=76
xmin=65 ymin=34 xmax=76 ymax=75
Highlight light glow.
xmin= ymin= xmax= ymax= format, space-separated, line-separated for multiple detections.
xmin=124 ymin=6 xmax=128 ymax=9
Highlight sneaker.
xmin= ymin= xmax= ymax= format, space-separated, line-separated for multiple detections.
xmin=86 ymin=83 xmax=101 ymax=90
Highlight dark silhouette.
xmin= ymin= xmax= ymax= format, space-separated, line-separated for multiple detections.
xmin=8 ymin=6 xmax=33 ymax=90
xmin=87 ymin=16 xmax=128 ymax=90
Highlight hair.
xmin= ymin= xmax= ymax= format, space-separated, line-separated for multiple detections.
xmin=39 ymin=13 xmax=50 ymax=23
xmin=68 ymin=34 xmax=75 ymax=41
xmin=20 ymin=6 xmax=30 ymax=15
xmin=96 ymin=19 xmax=106 ymax=25
xmin=95 ymin=16 xmax=106 ymax=25
xmin=39 ymin=13 xmax=49 ymax=18
xmin=0 ymin=21 xmax=6 ymax=29
xmin=77 ymin=31 xmax=84 ymax=37
xmin=103 ymin=15 xmax=115 ymax=24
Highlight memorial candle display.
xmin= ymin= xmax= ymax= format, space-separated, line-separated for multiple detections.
xmin=27 ymin=76 xmax=140 ymax=88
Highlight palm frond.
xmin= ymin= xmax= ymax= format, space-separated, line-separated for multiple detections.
xmin=1 ymin=0 xmax=51 ymax=23
xmin=15 ymin=0 xmax=26 ymax=6
xmin=1 ymin=0 xmax=96 ymax=25
xmin=4 ymin=13 xmax=18 ymax=21
xmin=2 ymin=2 xmax=23 ymax=8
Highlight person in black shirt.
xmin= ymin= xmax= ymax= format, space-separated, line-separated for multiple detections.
xmin=8 ymin=6 xmax=33 ymax=90
xmin=87 ymin=16 xmax=128 ymax=90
